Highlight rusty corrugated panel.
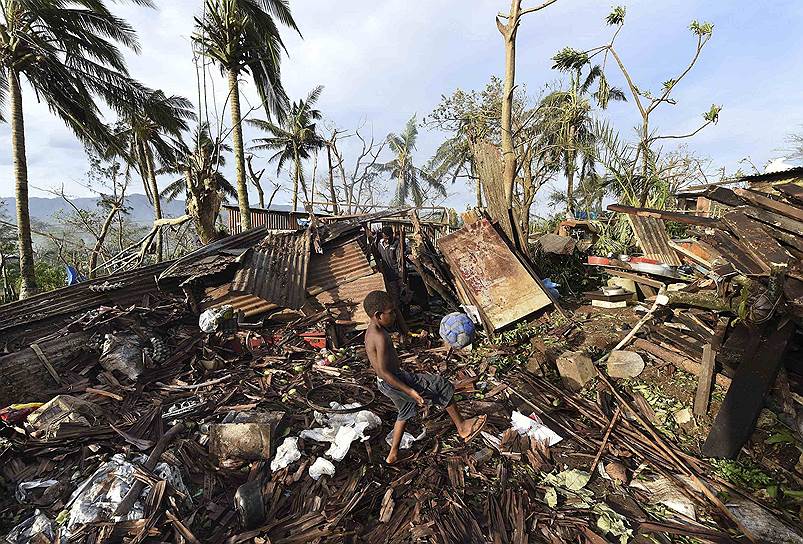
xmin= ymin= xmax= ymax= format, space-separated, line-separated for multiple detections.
xmin=313 ymin=272 xmax=387 ymax=327
xmin=627 ymin=215 xmax=682 ymax=266
xmin=0 ymin=331 xmax=91 ymax=406
xmin=437 ymin=218 xmax=551 ymax=331
xmin=201 ymin=284 xmax=278 ymax=317
xmin=230 ymin=230 xmax=310 ymax=309
xmin=159 ymin=226 xmax=271 ymax=282
xmin=307 ymin=238 xmax=374 ymax=294
xmin=0 ymin=261 xmax=172 ymax=343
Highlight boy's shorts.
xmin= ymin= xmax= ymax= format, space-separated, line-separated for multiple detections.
xmin=377 ymin=370 xmax=454 ymax=421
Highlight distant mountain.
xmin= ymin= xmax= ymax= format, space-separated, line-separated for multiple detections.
xmin=0 ymin=194 xmax=188 ymax=225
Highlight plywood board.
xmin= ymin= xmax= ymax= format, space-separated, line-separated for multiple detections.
xmin=437 ymin=218 xmax=551 ymax=331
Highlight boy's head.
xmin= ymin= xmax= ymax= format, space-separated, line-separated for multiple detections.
xmin=363 ymin=290 xmax=395 ymax=327
xmin=381 ymin=225 xmax=394 ymax=242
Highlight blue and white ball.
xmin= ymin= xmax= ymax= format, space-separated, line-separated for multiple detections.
xmin=439 ymin=312 xmax=475 ymax=348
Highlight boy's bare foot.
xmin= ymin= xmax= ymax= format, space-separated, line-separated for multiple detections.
xmin=385 ymin=450 xmax=414 ymax=465
xmin=458 ymin=415 xmax=487 ymax=443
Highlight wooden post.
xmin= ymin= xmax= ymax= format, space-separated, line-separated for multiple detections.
xmin=693 ymin=318 xmax=728 ymax=417
xmin=702 ymin=320 xmax=794 ymax=458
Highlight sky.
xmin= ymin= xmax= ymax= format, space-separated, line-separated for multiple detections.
xmin=2 ymin=0 xmax=803 ymax=216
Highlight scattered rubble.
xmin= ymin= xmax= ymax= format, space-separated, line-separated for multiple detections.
xmin=0 ymin=205 xmax=801 ymax=543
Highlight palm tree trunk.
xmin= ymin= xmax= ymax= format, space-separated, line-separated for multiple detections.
xmin=566 ymin=151 xmax=575 ymax=218
xmin=9 ymin=70 xmax=37 ymax=299
xmin=228 ymin=69 xmax=251 ymax=230
xmin=144 ymin=145 xmax=163 ymax=260
xmin=292 ymin=146 xmax=300 ymax=211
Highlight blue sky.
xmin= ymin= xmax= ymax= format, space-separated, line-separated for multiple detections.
xmin=2 ymin=0 xmax=802 ymax=215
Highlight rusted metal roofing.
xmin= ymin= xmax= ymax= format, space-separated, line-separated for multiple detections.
xmin=307 ymin=238 xmax=374 ymax=295
xmin=230 ymin=230 xmax=311 ymax=309
xmin=317 ymin=209 xmax=410 ymax=243
xmin=627 ymin=215 xmax=682 ymax=266
xmin=0 ymin=261 xmax=172 ymax=345
xmin=313 ymin=272 xmax=387 ymax=327
xmin=437 ymin=218 xmax=552 ymax=331
xmin=201 ymin=284 xmax=278 ymax=317
xmin=159 ymin=226 xmax=272 ymax=282
xmin=224 ymin=206 xmax=331 ymax=235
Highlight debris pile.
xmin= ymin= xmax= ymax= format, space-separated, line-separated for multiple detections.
xmin=0 ymin=207 xmax=801 ymax=543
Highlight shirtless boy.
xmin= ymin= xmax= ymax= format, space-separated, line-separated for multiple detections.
xmin=363 ymin=290 xmax=486 ymax=464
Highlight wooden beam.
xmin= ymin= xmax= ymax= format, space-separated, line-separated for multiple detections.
xmin=743 ymin=206 xmax=803 ymax=238
xmin=600 ymin=269 xmax=666 ymax=289
xmin=775 ymin=182 xmax=803 ymax=204
xmin=702 ymin=186 xmax=747 ymax=208
xmin=733 ymin=188 xmax=803 ymax=222
xmin=693 ymin=319 xmax=728 ymax=417
xmin=722 ymin=211 xmax=792 ymax=268
xmin=702 ymin=319 xmax=795 ymax=458
xmin=606 ymin=204 xmax=719 ymax=227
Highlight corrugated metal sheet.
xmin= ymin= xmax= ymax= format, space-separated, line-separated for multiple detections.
xmin=627 ymin=215 xmax=682 ymax=266
xmin=0 ymin=331 xmax=90 ymax=406
xmin=201 ymin=284 xmax=278 ymax=317
xmin=307 ymin=238 xmax=374 ymax=294
xmin=313 ymin=272 xmax=387 ymax=327
xmin=0 ymin=261 xmax=172 ymax=345
xmin=437 ymin=218 xmax=552 ymax=331
xmin=225 ymin=206 xmax=333 ymax=235
xmin=230 ymin=230 xmax=311 ymax=309
xmin=160 ymin=226 xmax=272 ymax=282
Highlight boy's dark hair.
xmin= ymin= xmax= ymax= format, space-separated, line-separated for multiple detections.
xmin=364 ymin=290 xmax=393 ymax=317
xmin=381 ymin=225 xmax=394 ymax=238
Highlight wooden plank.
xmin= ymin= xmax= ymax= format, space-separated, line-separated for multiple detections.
xmin=600 ymin=268 xmax=666 ymax=289
xmin=702 ymin=230 xmax=768 ymax=275
xmin=702 ymin=186 xmax=748 ymax=208
xmin=733 ymin=188 xmax=803 ymax=222
xmin=775 ymin=182 xmax=803 ymax=204
xmin=607 ymin=204 xmax=719 ymax=227
xmin=437 ymin=218 xmax=551 ymax=331
xmin=702 ymin=320 xmax=795 ymax=458
xmin=722 ymin=211 xmax=792 ymax=268
xmin=693 ymin=319 xmax=728 ymax=417
xmin=669 ymin=241 xmax=713 ymax=268
xmin=743 ymin=206 xmax=803 ymax=238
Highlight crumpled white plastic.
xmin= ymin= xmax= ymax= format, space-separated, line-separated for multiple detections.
xmin=300 ymin=403 xmax=381 ymax=462
xmin=15 ymin=478 xmax=59 ymax=502
xmin=385 ymin=427 xmax=427 ymax=450
xmin=62 ymin=453 xmax=188 ymax=536
xmin=510 ymin=411 xmax=563 ymax=446
xmin=271 ymin=436 xmax=302 ymax=472
xmin=308 ymin=457 xmax=336 ymax=481
xmin=4 ymin=509 xmax=55 ymax=544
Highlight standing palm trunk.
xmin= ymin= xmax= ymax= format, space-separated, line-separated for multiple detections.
xmin=377 ymin=116 xmax=445 ymax=207
xmin=194 ymin=0 xmax=299 ymax=229
xmin=114 ymin=90 xmax=193 ymax=261
xmin=249 ymin=86 xmax=326 ymax=211
xmin=1 ymin=0 xmax=150 ymax=298
xmin=8 ymin=70 xmax=34 ymax=298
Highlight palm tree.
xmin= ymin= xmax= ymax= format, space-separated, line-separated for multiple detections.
xmin=378 ymin=115 xmax=446 ymax=207
xmin=427 ymin=134 xmax=479 ymax=207
xmin=541 ymin=63 xmax=625 ymax=217
xmin=0 ymin=0 xmax=150 ymax=298
xmin=114 ymin=90 xmax=194 ymax=260
xmin=193 ymin=0 xmax=299 ymax=230
xmin=163 ymin=123 xmax=236 ymax=244
xmin=248 ymin=85 xmax=325 ymax=211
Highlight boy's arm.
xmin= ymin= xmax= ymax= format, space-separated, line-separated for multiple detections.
xmin=373 ymin=335 xmax=424 ymax=406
